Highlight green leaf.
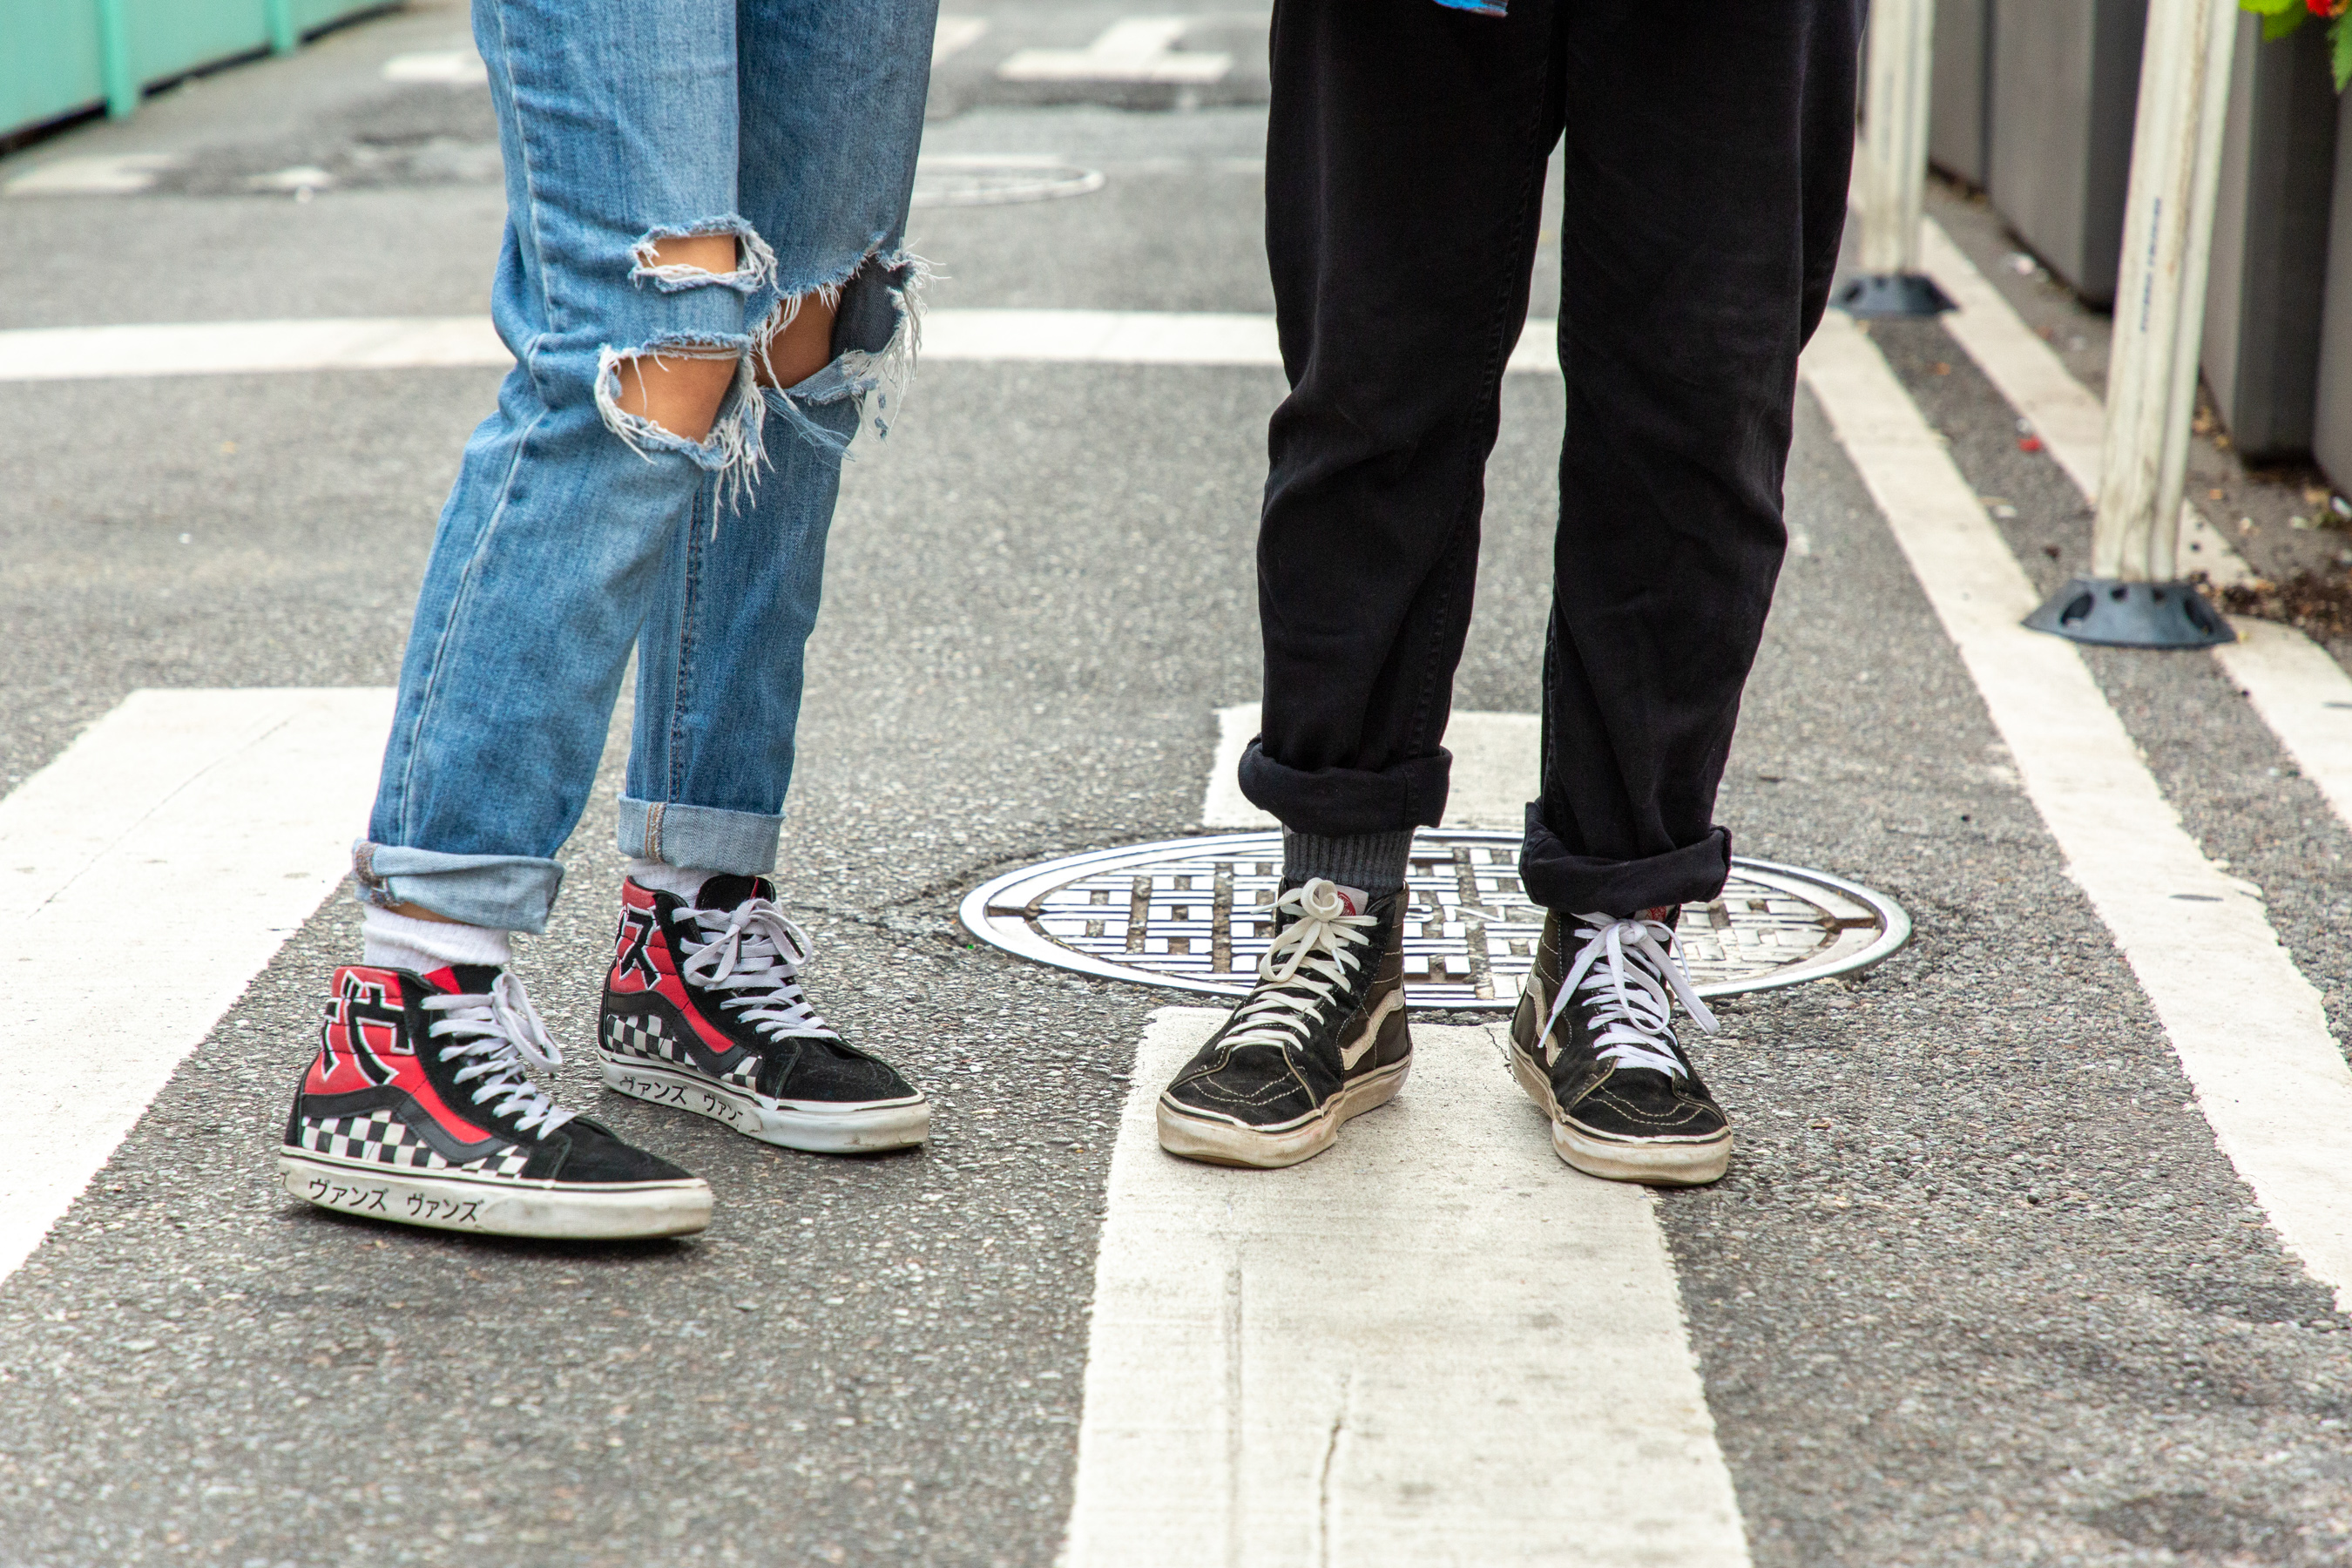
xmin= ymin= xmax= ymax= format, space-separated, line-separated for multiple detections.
xmin=2335 ymin=14 xmax=2352 ymax=91
xmin=2267 ymin=8 xmax=2311 ymax=39
xmin=2241 ymin=0 xmax=2301 ymax=15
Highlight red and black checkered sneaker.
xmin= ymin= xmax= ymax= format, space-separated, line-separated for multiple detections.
xmin=598 ymin=874 xmax=929 ymax=1153
xmin=280 ymin=963 xmax=710 ymax=1239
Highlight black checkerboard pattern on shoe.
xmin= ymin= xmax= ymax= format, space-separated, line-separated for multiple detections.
xmin=294 ymin=1108 xmax=533 ymax=1177
xmin=603 ymin=1010 xmax=760 ymax=1091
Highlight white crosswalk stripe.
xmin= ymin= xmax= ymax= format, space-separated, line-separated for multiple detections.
xmin=933 ymin=15 xmax=990 ymax=63
xmin=1067 ymin=1013 xmax=1749 ymax=1568
xmin=0 ymin=311 xmax=1563 ymax=382
xmin=997 ymin=18 xmax=1233 ymax=84
xmin=0 ymin=689 xmax=392 ymax=1284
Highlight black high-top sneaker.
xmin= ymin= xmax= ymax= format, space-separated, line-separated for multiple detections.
xmin=1509 ymin=910 xmax=1732 ymax=1186
xmin=280 ymin=963 xmax=712 ymax=1239
xmin=1156 ymin=877 xmax=1410 ymax=1168
xmin=598 ymin=875 xmax=929 ymax=1153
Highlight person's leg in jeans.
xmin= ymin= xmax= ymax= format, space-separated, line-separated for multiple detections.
xmin=280 ymin=0 xmax=935 ymax=1239
xmin=1158 ymin=0 xmax=1859 ymax=1179
xmin=1158 ymin=0 xmax=1561 ymax=1170
xmin=597 ymin=0 xmax=940 ymax=1157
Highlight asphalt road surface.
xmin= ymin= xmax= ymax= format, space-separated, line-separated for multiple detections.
xmin=7 ymin=4 xmax=2352 ymax=1565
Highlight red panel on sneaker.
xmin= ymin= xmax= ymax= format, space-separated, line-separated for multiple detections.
xmin=302 ymin=966 xmax=504 ymax=1155
xmin=606 ymin=882 xmax=756 ymax=1072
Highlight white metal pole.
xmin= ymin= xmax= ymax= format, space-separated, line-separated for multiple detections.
xmin=1858 ymin=0 xmax=1934 ymax=277
xmin=2091 ymin=0 xmax=2240 ymax=583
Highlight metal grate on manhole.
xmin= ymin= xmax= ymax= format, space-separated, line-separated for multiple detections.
xmin=957 ymin=829 xmax=1909 ymax=1010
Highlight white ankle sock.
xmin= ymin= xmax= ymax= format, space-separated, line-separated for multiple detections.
xmin=361 ymin=906 xmax=514 ymax=976
xmin=625 ymin=857 xmax=711 ymax=901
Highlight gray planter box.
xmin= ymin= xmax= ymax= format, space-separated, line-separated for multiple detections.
xmin=1930 ymin=0 xmax=1993 ymax=187
xmin=2314 ymin=91 xmax=2352 ymax=492
xmin=1987 ymin=0 xmax=2148 ymax=305
xmin=2203 ymin=14 xmax=2339 ymax=463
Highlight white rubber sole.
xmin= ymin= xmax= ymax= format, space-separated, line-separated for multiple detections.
xmin=598 ymin=1051 xmax=930 ymax=1153
xmin=1155 ymin=1058 xmax=1410 ymax=1169
xmin=1508 ymin=1050 xmax=1732 ymax=1187
xmin=279 ymin=1150 xmax=712 ymax=1240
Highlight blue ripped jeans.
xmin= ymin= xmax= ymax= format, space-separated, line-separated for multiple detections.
xmin=357 ymin=0 xmax=938 ymax=933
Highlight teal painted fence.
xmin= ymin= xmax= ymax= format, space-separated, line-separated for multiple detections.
xmin=3 ymin=0 xmax=387 ymax=142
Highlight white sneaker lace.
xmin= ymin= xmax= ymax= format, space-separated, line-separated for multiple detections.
xmin=1539 ymin=913 xmax=1719 ymax=1078
xmin=1220 ymin=879 xmax=1379 ymax=1053
xmin=420 ymin=970 xmax=576 ymax=1136
xmin=678 ymin=896 xmax=840 ymax=1042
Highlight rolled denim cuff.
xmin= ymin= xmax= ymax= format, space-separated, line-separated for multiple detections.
xmin=351 ymin=841 xmax=566 ymax=935
xmin=616 ymin=796 xmax=782 ymax=875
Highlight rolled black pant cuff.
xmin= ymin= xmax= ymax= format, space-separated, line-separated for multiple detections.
xmin=1238 ymin=739 xmax=1451 ymax=836
xmin=1519 ymin=808 xmax=1732 ymax=916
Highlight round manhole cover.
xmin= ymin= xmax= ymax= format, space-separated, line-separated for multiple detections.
xmin=958 ymin=829 xmax=1909 ymax=1010
xmin=910 ymin=158 xmax=1105 ymax=208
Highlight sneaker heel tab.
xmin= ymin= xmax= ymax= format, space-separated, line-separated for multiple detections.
xmin=693 ymin=873 xmax=769 ymax=911
xmin=440 ymin=963 xmax=504 ymax=995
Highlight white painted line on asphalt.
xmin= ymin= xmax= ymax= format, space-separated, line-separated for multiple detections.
xmin=0 ymin=313 xmax=1564 ymax=382
xmin=1066 ymin=1010 xmax=1749 ymax=1568
xmin=1922 ymin=219 xmax=2352 ymax=862
xmin=1202 ymin=703 xmax=1538 ymax=830
xmin=381 ymin=50 xmax=487 ymax=85
xmin=1201 ymin=704 xmax=1270 ymax=827
xmin=0 ymin=317 xmax=510 ymax=380
xmin=933 ymin=15 xmax=989 ymax=63
xmin=997 ymin=17 xmax=1233 ymax=84
xmin=2 ymin=153 xmax=182 ymax=197
xmin=929 ymin=309 xmax=1282 ymax=366
xmin=1921 ymin=217 xmax=2251 ymax=585
xmin=1803 ymin=311 xmax=2352 ymax=1311
xmin=0 ymin=688 xmax=393 ymax=1283
xmin=2212 ymin=618 xmax=2352 ymax=832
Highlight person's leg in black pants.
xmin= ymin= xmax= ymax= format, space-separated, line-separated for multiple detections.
xmin=1237 ymin=0 xmax=1565 ymax=891
xmin=1157 ymin=0 xmax=1860 ymax=1178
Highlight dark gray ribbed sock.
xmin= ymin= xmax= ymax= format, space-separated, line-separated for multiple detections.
xmin=1281 ymin=828 xmax=1415 ymax=894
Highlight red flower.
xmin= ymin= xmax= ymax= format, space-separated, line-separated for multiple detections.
xmin=2311 ymin=0 xmax=2349 ymax=18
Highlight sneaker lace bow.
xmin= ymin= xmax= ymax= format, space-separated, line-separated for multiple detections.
xmin=422 ymin=970 xmax=576 ymax=1136
xmin=1542 ymin=914 xmax=1719 ymax=1078
xmin=1221 ymin=879 xmax=1377 ymax=1053
xmin=679 ymin=898 xmax=840 ymax=1042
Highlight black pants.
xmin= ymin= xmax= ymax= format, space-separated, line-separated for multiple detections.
xmin=1236 ymin=0 xmax=1860 ymax=916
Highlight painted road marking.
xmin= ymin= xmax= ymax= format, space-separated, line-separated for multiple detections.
xmin=1203 ymin=703 xmax=1538 ymax=830
xmin=2 ymin=153 xmax=184 ymax=197
xmin=2209 ymin=618 xmax=2352 ymax=835
xmin=0 ymin=688 xmax=394 ymax=1283
xmin=1065 ymin=1011 xmax=1749 ymax=1568
xmin=0 ymin=312 xmax=1563 ymax=382
xmin=934 ymin=15 xmax=989 ymax=63
xmin=997 ymin=17 xmax=1233 ymax=84
xmin=1921 ymin=218 xmax=2250 ymax=586
xmin=0 ymin=317 xmax=510 ymax=379
xmin=1803 ymin=310 xmax=2352 ymax=1312
xmin=1921 ymin=217 xmax=2352 ymax=853
xmin=381 ymin=50 xmax=487 ymax=85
